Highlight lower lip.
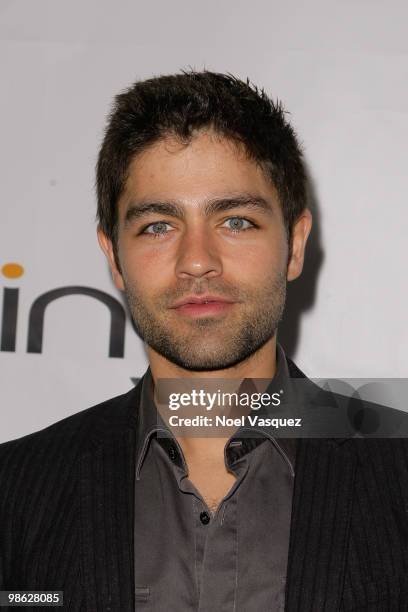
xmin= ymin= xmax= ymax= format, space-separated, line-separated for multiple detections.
xmin=173 ymin=301 xmax=234 ymax=317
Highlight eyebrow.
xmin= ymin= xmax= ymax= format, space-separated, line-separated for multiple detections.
xmin=123 ymin=195 xmax=274 ymax=228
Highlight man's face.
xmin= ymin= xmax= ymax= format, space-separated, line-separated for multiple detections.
xmin=98 ymin=129 xmax=310 ymax=371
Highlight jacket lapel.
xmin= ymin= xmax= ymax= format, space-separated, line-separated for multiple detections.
xmin=79 ymin=429 xmax=136 ymax=612
xmin=79 ymin=385 xmax=141 ymax=612
xmin=285 ymin=437 xmax=357 ymax=611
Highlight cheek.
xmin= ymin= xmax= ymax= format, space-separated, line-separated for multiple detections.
xmin=227 ymin=240 xmax=287 ymax=281
xmin=121 ymin=247 xmax=173 ymax=292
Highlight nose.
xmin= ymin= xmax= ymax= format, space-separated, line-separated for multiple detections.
xmin=175 ymin=225 xmax=222 ymax=280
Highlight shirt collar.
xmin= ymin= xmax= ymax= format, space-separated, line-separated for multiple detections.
xmin=135 ymin=342 xmax=297 ymax=478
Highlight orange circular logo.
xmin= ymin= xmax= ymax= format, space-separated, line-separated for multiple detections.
xmin=1 ymin=263 xmax=24 ymax=278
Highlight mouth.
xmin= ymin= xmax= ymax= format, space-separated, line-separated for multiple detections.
xmin=170 ymin=295 xmax=236 ymax=318
xmin=173 ymin=301 xmax=235 ymax=317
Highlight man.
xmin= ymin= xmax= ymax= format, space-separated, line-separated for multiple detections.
xmin=1 ymin=71 xmax=408 ymax=611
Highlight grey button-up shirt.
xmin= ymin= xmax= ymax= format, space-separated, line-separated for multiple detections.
xmin=134 ymin=344 xmax=297 ymax=611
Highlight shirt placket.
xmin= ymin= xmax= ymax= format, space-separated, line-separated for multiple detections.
xmin=173 ymin=454 xmax=248 ymax=612
xmin=195 ymin=494 xmax=239 ymax=612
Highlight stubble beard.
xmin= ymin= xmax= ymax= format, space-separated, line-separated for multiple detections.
xmin=123 ymin=271 xmax=287 ymax=372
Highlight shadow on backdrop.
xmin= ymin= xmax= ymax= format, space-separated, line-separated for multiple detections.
xmin=278 ymin=164 xmax=324 ymax=359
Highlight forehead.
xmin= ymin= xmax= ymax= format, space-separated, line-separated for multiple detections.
xmin=118 ymin=130 xmax=280 ymax=214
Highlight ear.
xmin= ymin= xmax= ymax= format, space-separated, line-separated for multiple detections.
xmin=96 ymin=225 xmax=125 ymax=291
xmin=287 ymin=208 xmax=313 ymax=281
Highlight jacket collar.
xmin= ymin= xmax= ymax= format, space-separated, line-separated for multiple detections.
xmin=83 ymin=348 xmax=355 ymax=454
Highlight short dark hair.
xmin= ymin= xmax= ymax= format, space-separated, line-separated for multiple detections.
xmin=96 ymin=70 xmax=307 ymax=269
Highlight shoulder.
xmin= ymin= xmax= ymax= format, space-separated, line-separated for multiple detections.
xmin=0 ymin=381 xmax=143 ymax=535
xmin=287 ymin=354 xmax=408 ymax=438
xmin=0 ymin=380 xmax=143 ymax=469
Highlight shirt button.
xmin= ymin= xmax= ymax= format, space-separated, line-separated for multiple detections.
xmin=200 ymin=511 xmax=210 ymax=525
xmin=168 ymin=446 xmax=177 ymax=461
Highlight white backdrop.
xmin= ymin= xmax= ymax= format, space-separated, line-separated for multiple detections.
xmin=1 ymin=0 xmax=407 ymax=443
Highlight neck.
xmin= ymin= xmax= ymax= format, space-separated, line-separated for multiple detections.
xmin=147 ymin=336 xmax=279 ymax=462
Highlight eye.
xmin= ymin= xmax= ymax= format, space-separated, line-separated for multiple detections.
xmin=141 ymin=221 xmax=173 ymax=237
xmin=223 ymin=217 xmax=255 ymax=233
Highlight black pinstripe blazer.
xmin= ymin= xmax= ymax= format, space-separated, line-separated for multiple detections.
xmin=1 ymin=358 xmax=408 ymax=611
